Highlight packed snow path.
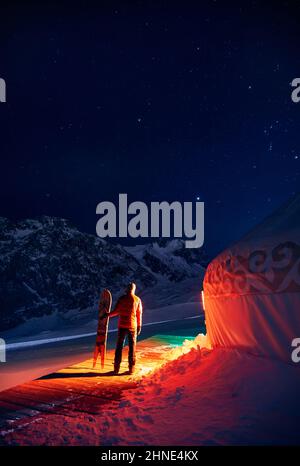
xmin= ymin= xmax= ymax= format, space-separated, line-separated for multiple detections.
xmin=0 ymin=335 xmax=189 ymax=444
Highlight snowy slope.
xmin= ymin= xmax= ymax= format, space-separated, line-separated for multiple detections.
xmin=0 ymin=216 xmax=157 ymax=331
xmin=0 ymin=217 xmax=206 ymax=335
xmin=99 ymin=345 xmax=300 ymax=445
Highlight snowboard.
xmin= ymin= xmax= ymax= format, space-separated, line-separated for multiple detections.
xmin=93 ymin=288 xmax=112 ymax=369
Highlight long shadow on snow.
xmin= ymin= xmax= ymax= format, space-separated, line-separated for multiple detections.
xmin=39 ymin=370 xmax=131 ymax=380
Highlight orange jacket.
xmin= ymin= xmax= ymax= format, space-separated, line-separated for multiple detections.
xmin=110 ymin=293 xmax=142 ymax=331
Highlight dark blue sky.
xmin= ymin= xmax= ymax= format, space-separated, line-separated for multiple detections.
xmin=0 ymin=1 xmax=300 ymax=256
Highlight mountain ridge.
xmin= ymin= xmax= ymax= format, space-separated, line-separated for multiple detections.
xmin=0 ymin=216 xmax=206 ymax=331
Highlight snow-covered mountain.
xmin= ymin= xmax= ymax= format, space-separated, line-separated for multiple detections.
xmin=126 ymin=239 xmax=208 ymax=281
xmin=126 ymin=239 xmax=207 ymax=308
xmin=0 ymin=217 xmax=206 ymax=331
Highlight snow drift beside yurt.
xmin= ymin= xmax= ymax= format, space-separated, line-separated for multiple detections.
xmin=203 ymin=193 xmax=300 ymax=362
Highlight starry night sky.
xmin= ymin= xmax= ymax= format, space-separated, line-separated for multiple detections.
xmin=0 ymin=0 xmax=300 ymax=256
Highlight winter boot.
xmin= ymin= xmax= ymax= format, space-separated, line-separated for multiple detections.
xmin=128 ymin=365 xmax=135 ymax=375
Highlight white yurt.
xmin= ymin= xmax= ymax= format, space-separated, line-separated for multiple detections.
xmin=203 ymin=193 xmax=300 ymax=362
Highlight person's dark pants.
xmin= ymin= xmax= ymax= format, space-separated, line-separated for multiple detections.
xmin=114 ymin=327 xmax=137 ymax=370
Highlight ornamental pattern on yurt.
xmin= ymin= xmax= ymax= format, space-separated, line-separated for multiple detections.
xmin=204 ymin=241 xmax=300 ymax=297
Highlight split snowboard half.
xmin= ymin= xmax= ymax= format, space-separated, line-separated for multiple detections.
xmin=93 ymin=288 xmax=112 ymax=369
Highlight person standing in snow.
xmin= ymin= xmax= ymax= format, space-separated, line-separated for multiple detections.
xmin=108 ymin=282 xmax=143 ymax=375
